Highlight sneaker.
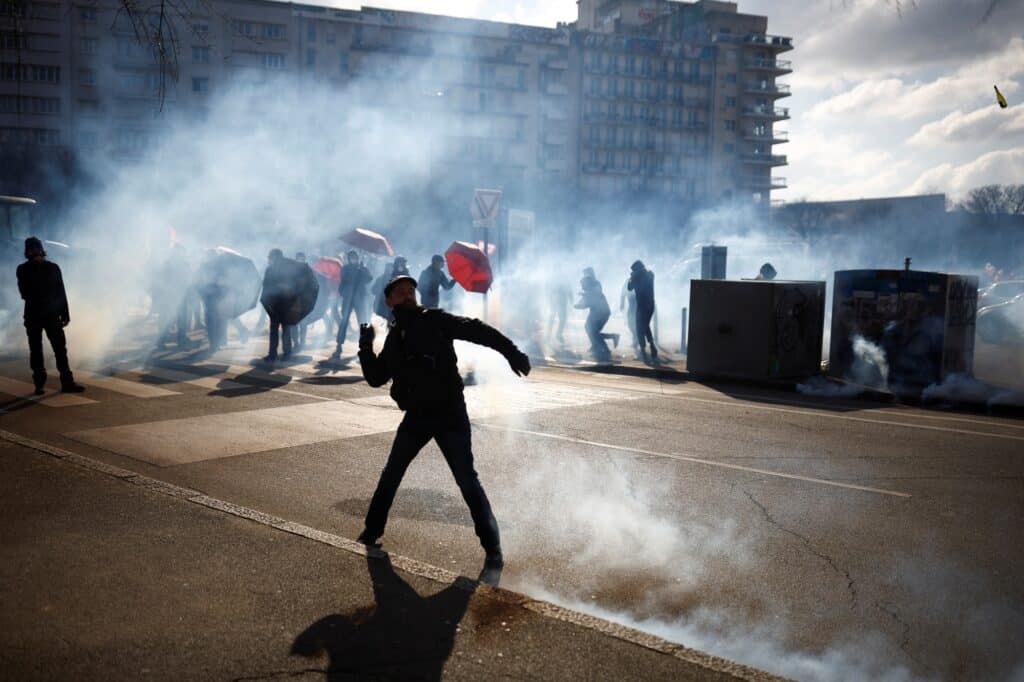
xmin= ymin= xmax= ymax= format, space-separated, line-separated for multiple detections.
xmin=262 ymin=354 xmax=278 ymax=363
xmin=356 ymin=530 xmax=381 ymax=549
xmin=60 ymin=383 xmax=85 ymax=393
xmin=33 ymin=384 xmax=45 ymax=396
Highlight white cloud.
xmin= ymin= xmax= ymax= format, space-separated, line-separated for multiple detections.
xmin=807 ymin=37 xmax=1024 ymax=122
xmin=782 ymin=129 xmax=914 ymax=200
xmin=908 ymin=105 xmax=1024 ymax=146
xmin=907 ymin=148 xmax=1024 ymax=198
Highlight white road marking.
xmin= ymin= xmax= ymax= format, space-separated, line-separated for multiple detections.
xmin=662 ymin=393 xmax=1024 ymax=443
xmin=78 ymin=371 xmax=181 ymax=398
xmin=479 ymin=424 xmax=913 ymax=498
xmin=0 ymin=376 xmax=97 ymax=407
xmin=66 ymin=400 xmax=402 ymax=466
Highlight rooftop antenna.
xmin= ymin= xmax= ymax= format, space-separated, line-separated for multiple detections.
xmin=904 ymin=257 xmax=912 ymax=272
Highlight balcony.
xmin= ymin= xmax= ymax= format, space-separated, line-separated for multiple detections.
xmin=743 ymin=34 xmax=793 ymax=52
xmin=739 ymin=175 xmax=787 ymax=190
xmin=745 ymin=58 xmax=792 ymax=75
xmin=741 ymin=106 xmax=789 ymax=120
xmin=544 ymin=131 xmax=568 ymax=146
xmin=740 ymin=153 xmax=787 ymax=166
xmin=744 ymin=81 xmax=791 ymax=98
xmin=744 ymin=129 xmax=788 ymax=144
xmin=668 ymin=72 xmax=713 ymax=85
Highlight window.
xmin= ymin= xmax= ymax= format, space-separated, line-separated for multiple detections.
xmin=339 ymin=53 xmax=349 ymax=72
xmin=78 ymin=130 xmax=98 ymax=147
xmin=192 ymin=77 xmax=209 ymax=92
xmin=307 ymin=22 xmax=316 ymax=41
xmin=77 ymin=99 xmax=99 ymax=114
xmin=725 ymin=96 xmax=736 ymax=107
xmin=723 ymin=143 xmax=734 ymax=152
xmin=626 ymin=56 xmax=635 ymax=74
xmin=0 ymin=127 xmax=60 ymax=145
xmin=724 ymin=120 xmax=736 ymax=131
xmin=233 ymin=21 xmax=254 ymax=36
xmin=192 ymin=22 xmax=209 ymax=38
xmin=479 ymin=91 xmax=489 ymax=111
xmin=78 ymin=68 xmax=95 ymax=85
xmin=192 ymin=46 xmax=210 ymax=64
xmin=306 ymin=48 xmax=315 ymax=67
xmin=78 ymin=6 xmax=97 ymax=22
xmin=1 ymin=63 xmax=61 ymax=83
xmin=0 ymin=95 xmax=60 ymax=114
xmin=79 ymin=37 xmax=98 ymax=54
xmin=725 ymin=73 xmax=737 ymax=83
xmin=262 ymin=23 xmax=284 ymax=40
xmin=262 ymin=53 xmax=284 ymax=69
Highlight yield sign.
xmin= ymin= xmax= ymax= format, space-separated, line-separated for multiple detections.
xmin=471 ymin=188 xmax=503 ymax=223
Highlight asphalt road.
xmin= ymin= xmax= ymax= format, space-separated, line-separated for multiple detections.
xmin=2 ymin=333 xmax=1022 ymax=681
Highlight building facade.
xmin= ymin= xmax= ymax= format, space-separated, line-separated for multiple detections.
xmin=1 ymin=0 xmax=790 ymax=219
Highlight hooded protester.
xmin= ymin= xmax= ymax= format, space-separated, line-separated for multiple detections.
xmin=372 ymin=256 xmax=410 ymax=321
xmin=575 ymin=267 xmax=618 ymax=362
xmin=356 ymin=274 xmax=531 ymax=578
xmin=16 ymin=237 xmax=85 ymax=394
xmin=333 ymin=250 xmax=373 ymax=357
xmin=417 ymin=254 xmax=456 ymax=309
xmin=627 ymin=260 xmax=657 ymax=361
xmin=260 ymin=248 xmax=300 ymax=361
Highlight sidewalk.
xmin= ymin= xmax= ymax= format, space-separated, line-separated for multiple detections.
xmin=0 ymin=435 xmax=779 ymax=682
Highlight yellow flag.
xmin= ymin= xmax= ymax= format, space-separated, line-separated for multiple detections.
xmin=994 ymin=85 xmax=1008 ymax=109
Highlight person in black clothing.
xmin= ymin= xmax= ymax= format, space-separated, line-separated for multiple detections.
xmin=356 ymin=275 xmax=531 ymax=571
xmin=575 ymin=267 xmax=618 ymax=362
xmin=260 ymin=248 xmax=297 ymax=361
xmin=372 ymin=256 xmax=409 ymax=321
xmin=627 ymin=260 xmax=657 ymax=361
xmin=16 ymin=237 xmax=85 ymax=395
xmin=333 ymin=250 xmax=373 ymax=357
xmin=417 ymin=255 xmax=456 ymax=308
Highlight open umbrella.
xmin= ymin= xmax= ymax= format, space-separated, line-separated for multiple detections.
xmin=262 ymin=259 xmax=321 ymax=325
xmin=312 ymin=256 xmax=343 ymax=284
xmin=341 ymin=228 xmax=395 ymax=257
xmin=198 ymin=247 xmax=261 ymax=319
xmin=445 ymin=241 xmax=492 ymax=294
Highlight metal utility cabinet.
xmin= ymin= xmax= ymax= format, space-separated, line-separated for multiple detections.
xmin=688 ymin=279 xmax=827 ymax=380
xmin=829 ymin=269 xmax=978 ymax=389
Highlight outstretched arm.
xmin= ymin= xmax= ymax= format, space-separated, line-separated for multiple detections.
xmin=441 ymin=273 xmax=456 ymax=290
xmin=439 ymin=311 xmax=530 ymax=376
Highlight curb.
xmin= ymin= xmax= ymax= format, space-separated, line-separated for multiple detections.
xmin=0 ymin=428 xmax=788 ymax=682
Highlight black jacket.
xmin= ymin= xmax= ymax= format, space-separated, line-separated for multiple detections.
xmin=628 ymin=269 xmax=655 ymax=309
xmin=417 ymin=265 xmax=455 ymax=308
xmin=17 ymin=260 xmax=70 ymax=326
xmin=339 ymin=262 xmax=372 ymax=301
xmin=359 ymin=307 xmax=519 ymax=412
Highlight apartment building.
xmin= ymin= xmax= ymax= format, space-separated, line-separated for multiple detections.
xmin=1 ymin=0 xmax=789 ymax=216
xmin=575 ymin=0 xmax=791 ymax=207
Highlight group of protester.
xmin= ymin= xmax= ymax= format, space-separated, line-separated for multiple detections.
xmin=548 ymin=261 xmax=659 ymax=363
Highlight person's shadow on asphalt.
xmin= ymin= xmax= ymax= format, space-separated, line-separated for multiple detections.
xmin=291 ymin=553 xmax=479 ymax=681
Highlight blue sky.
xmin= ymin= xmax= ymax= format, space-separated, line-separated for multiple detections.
xmin=337 ymin=1 xmax=1024 ymax=202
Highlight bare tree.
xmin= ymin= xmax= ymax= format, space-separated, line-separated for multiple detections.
xmin=959 ymin=184 xmax=1024 ymax=223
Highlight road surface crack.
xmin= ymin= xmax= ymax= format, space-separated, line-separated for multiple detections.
xmin=742 ymin=487 xmax=858 ymax=607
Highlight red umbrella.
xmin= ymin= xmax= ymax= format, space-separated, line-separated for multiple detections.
xmin=312 ymin=256 xmax=343 ymax=284
xmin=341 ymin=228 xmax=395 ymax=257
xmin=445 ymin=241 xmax=492 ymax=294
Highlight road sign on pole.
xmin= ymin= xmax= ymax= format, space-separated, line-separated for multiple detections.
xmin=471 ymin=189 xmax=503 ymax=224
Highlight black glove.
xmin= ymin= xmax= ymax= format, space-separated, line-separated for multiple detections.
xmin=507 ymin=350 xmax=531 ymax=377
xmin=61 ymin=317 xmax=70 ymax=328
xmin=359 ymin=323 xmax=375 ymax=350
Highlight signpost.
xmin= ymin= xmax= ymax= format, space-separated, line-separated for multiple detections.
xmin=470 ymin=189 xmax=502 ymax=321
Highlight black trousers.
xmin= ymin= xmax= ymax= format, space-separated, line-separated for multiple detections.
xmin=585 ymin=310 xmax=614 ymax=360
xmin=636 ymin=305 xmax=656 ymax=352
xmin=335 ymin=296 xmax=367 ymax=348
xmin=268 ymin=315 xmax=292 ymax=357
xmin=26 ymin=322 xmax=74 ymax=386
xmin=363 ymin=403 xmax=500 ymax=553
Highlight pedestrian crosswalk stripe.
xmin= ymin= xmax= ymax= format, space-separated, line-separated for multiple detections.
xmin=0 ymin=376 xmax=97 ymax=407
xmin=66 ymin=400 xmax=403 ymax=466
xmin=78 ymin=371 xmax=181 ymax=398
